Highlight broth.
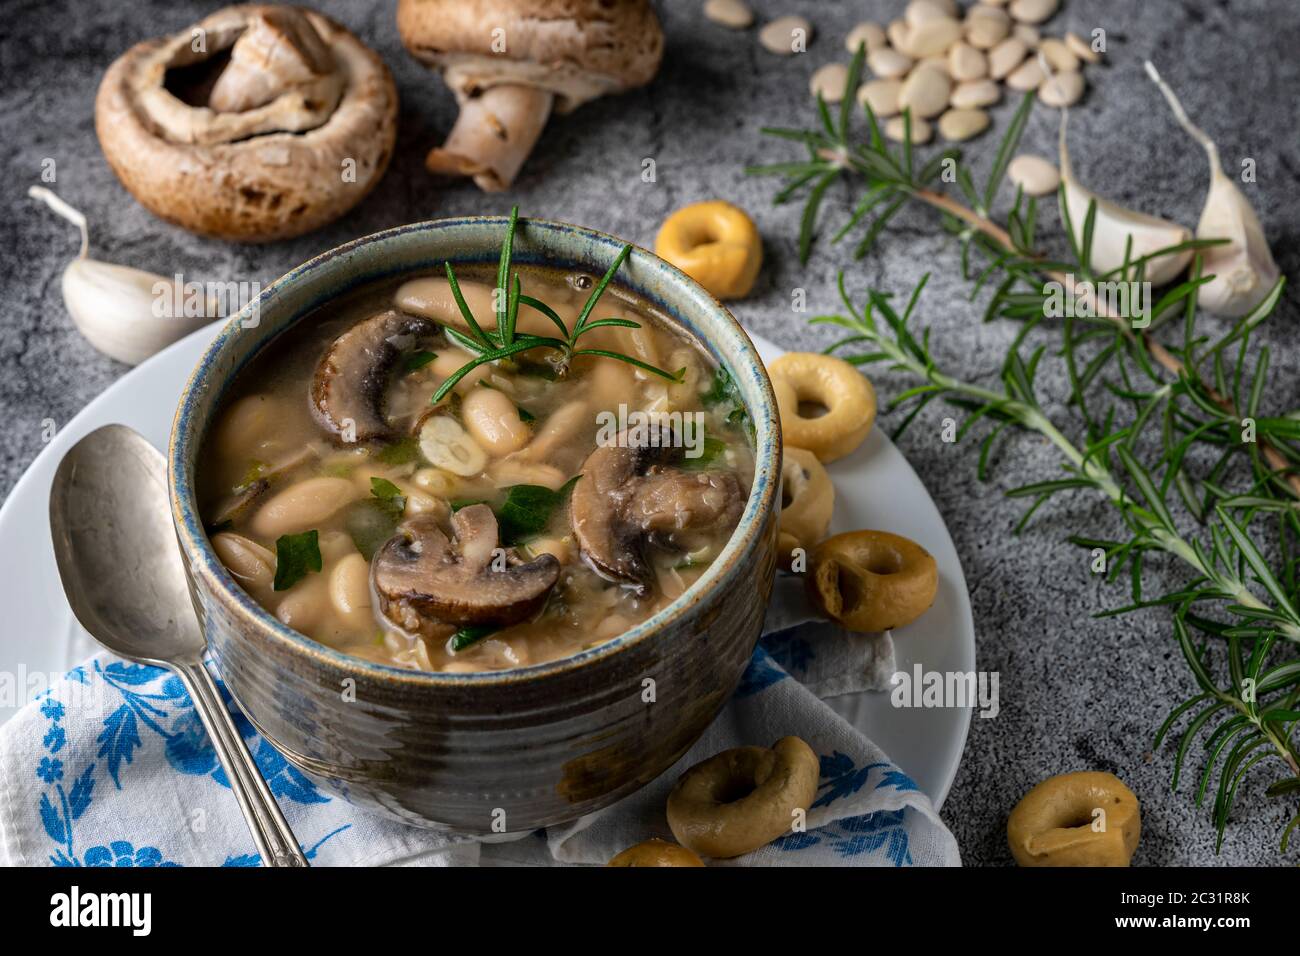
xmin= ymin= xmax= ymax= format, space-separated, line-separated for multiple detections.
xmin=198 ymin=264 xmax=754 ymax=672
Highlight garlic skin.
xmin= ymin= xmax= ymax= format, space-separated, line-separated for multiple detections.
xmin=1058 ymin=112 xmax=1193 ymax=286
xmin=1145 ymin=61 xmax=1280 ymax=318
xmin=28 ymin=187 xmax=213 ymax=365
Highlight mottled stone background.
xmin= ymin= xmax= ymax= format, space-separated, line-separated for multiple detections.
xmin=2 ymin=0 xmax=1297 ymax=864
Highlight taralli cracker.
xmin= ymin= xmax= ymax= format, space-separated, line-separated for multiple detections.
xmin=607 ymin=838 xmax=705 ymax=867
xmin=806 ymin=529 xmax=938 ymax=632
xmin=655 ymin=200 xmax=763 ymax=299
xmin=769 ymin=353 xmax=876 ymax=463
xmin=778 ymin=447 xmax=834 ymax=570
xmin=1007 ymin=771 xmax=1141 ymax=867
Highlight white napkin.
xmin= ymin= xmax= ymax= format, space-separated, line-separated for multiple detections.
xmin=0 ymin=584 xmax=958 ymax=867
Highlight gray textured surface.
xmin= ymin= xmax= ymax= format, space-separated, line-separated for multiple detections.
xmin=2 ymin=0 xmax=1298 ymax=865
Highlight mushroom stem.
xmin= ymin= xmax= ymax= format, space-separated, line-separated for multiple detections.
xmin=426 ymin=85 xmax=554 ymax=192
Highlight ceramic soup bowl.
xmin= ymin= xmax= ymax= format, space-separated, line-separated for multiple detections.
xmin=169 ymin=217 xmax=780 ymax=832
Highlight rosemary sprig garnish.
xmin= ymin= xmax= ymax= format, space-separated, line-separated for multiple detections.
xmin=751 ymin=44 xmax=1300 ymax=854
xmin=431 ymin=207 xmax=682 ymax=404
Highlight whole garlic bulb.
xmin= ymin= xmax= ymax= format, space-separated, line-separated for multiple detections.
xmin=1145 ymin=62 xmax=1281 ymax=318
xmin=28 ymin=187 xmax=214 ymax=365
xmin=1058 ymin=113 xmax=1193 ymax=287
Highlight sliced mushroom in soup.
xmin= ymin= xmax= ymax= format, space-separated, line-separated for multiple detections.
xmin=197 ymin=265 xmax=754 ymax=672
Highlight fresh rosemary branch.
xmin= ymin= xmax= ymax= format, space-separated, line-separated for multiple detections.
xmin=818 ymin=271 xmax=1300 ymax=852
xmin=750 ymin=45 xmax=1300 ymax=853
xmin=749 ymin=42 xmax=1297 ymax=500
xmin=431 ymin=206 xmax=682 ymax=404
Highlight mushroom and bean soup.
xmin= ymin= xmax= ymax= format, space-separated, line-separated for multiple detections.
xmin=200 ymin=265 xmax=754 ymax=672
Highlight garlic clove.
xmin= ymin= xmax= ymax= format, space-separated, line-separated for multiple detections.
xmin=29 ymin=187 xmax=215 ymax=365
xmin=1145 ymin=61 xmax=1280 ymax=318
xmin=1057 ymin=113 xmax=1192 ymax=286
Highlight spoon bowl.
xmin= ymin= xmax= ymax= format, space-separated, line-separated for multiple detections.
xmin=49 ymin=424 xmax=308 ymax=867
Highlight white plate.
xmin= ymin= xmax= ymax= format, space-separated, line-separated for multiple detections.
xmin=0 ymin=323 xmax=974 ymax=807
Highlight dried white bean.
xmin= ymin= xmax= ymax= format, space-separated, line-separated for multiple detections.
xmin=845 ymin=21 xmax=886 ymax=53
xmin=1009 ymin=0 xmax=1058 ymax=25
xmin=250 ymin=477 xmax=355 ymax=539
xmin=1005 ymin=58 xmax=1045 ymax=91
xmin=965 ymin=5 xmax=1010 ymax=49
xmin=907 ymin=16 xmax=963 ymax=57
xmin=703 ymin=0 xmax=753 ymax=29
xmin=1065 ymin=31 xmax=1101 ymax=63
xmin=1039 ymin=37 xmax=1080 ymax=72
xmin=1013 ymin=24 xmax=1040 ymax=47
xmin=921 ymin=54 xmax=950 ymax=75
xmin=950 ymin=78 xmax=1001 ymax=109
xmin=938 ymin=107 xmax=990 ymax=141
xmin=810 ymin=62 xmax=851 ymax=103
xmin=906 ymin=0 xmax=950 ymax=26
xmin=1038 ymin=69 xmax=1085 ymax=106
xmin=899 ymin=66 xmax=952 ymax=119
xmin=948 ymin=42 xmax=988 ymax=81
xmin=887 ymin=19 xmax=913 ymax=54
xmin=868 ymin=47 xmax=914 ymax=79
xmin=857 ymin=78 xmax=902 ymax=117
xmin=759 ymin=15 xmax=812 ymax=55
xmin=885 ymin=114 xmax=933 ymax=145
xmin=1007 ymin=154 xmax=1061 ymax=196
xmin=988 ymin=37 xmax=1027 ymax=78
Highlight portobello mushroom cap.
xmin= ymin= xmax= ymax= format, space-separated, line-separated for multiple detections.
xmin=372 ymin=505 xmax=560 ymax=633
xmin=570 ymin=430 xmax=744 ymax=593
xmin=310 ymin=309 xmax=438 ymax=443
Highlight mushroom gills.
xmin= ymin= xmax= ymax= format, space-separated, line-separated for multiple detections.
xmin=570 ymin=433 xmax=744 ymax=593
xmin=310 ymin=309 xmax=440 ymax=443
xmin=426 ymin=85 xmax=555 ymax=192
xmin=371 ymin=505 xmax=560 ymax=636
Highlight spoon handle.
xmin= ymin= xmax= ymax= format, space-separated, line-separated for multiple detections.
xmin=175 ymin=660 xmax=309 ymax=868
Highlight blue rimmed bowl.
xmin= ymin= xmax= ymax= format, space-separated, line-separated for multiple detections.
xmin=168 ymin=217 xmax=781 ymax=832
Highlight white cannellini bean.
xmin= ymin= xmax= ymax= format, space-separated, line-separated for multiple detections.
xmin=329 ymin=552 xmax=372 ymax=623
xmin=1038 ymin=69 xmax=1085 ymax=107
xmin=1008 ymin=0 xmax=1058 ymax=25
xmin=1065 ymin=31 xmax=1101 ymax=63
xmin=886 ymin=19 xmax=912 ymax=54
xmin=1038 ymin=37 xmax=1079 ymax=72
xmin=950 ymin=78 xmax=1001 ymax=109
xmin=1013 ymin=23 xmax=1040 ymax=47
xmin=418 ymin=415 xmax=488 ymax=477
xmin=988 ymin=37 xmax=1028 ymax=79
xmin=430 ymin=347 xmax=488 ymax=393
xmin=489 ymin=458 xmax=567 ymax=491
xmin=857 ymin=78 xmax=902 ymax=117
xmin=703 ymin=0 xmax=753 ymax=29
xmin=250 ymin=476 xmax=356 ymax=539
xmin=844 ymin=21 xmax=886 ymax=53
xmin=275 ymin=572 xmax=329 ymax=633
xmin=905 ymin=1 xmax=949 ymax=26
xmin=522 ymin=400 xmax=589 ymax=461
xmin=758 ymin=15 xmax=811 ymax=55
xmin=461 ymin=385 xmax=531 ymax=456
xmin=885 ymin=114 xmax=933 ymax=144
xmin=1007 ymin=154 xmax=1062 ymax=196
xmin=1005 ymin=58 xmax=1045 ymax=91
xmin=938 ymin=108 xmax=991 ymax=141
xmin=947 ymin=42 xmax=988 ymax=81
xmin=211 ymin=532 xmax=275 ymax=591
xmin=809 ymin=63 xmax=851 ymax=103
xmin=899 ymin=66 xmax=952 ymax=119
xmin=868 ymin=47 xmax=913 ymax=79
xmin=906 ymin=16 xmax=962 ymax=58
xmin=965 ymin=5 xmax=1010 ymax=49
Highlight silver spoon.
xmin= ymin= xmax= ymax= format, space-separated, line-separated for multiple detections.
xmin=49 ymin=424 xmax=308 ymax=867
